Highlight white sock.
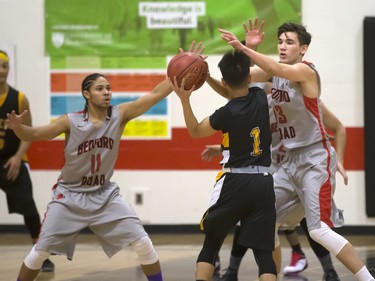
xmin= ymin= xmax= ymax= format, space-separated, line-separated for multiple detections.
xmin=355 ymin=266 xmax=374 ymax=281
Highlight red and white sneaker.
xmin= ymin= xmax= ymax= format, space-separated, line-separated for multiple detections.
xmin=282 ymin=251 xmax=308 ymax=275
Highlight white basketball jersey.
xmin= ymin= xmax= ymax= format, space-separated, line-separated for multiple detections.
xmin=58 ymin=106 xmax=121 ymax=191
xmin=269 ymin=61 xmax=329 ymax=150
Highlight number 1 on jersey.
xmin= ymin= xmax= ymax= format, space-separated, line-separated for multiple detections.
xmin=90 ymin=154 xmax=101 ymax=174
xmin=250 ymin=127 xmax=262 ymax=156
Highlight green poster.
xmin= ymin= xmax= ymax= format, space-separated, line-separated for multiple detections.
xmin=45 ymin=0 xmax=301 ymax=68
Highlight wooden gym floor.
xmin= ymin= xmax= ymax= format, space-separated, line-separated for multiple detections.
xmin=1 ymin=232 xmax=375 ymax=281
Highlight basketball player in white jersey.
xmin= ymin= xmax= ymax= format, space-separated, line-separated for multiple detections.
xmin=6 ymin=41 xmax=204 ymax=281
xmin=218 ymin=19 xmax=374 ymax=281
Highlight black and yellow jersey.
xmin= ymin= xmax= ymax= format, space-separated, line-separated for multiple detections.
xmin=0 ymin=85 xmax=26 ymax=159
xmin=209 ymin=86 xmax=271 ymax=168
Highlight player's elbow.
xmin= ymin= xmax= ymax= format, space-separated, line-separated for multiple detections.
xmin=188 ymin=128 xmax=213 ymax=139
xmin=187 ymin=127 xmax=204 ymax=139
xmin=188 ymin=131 xmax=201 ymax=139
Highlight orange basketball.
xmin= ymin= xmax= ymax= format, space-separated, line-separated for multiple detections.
xmin=167 ymin=52 xmax=208 ymax=91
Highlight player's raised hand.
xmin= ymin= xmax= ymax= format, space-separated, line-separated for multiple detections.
xmin=243 ymin=17 xmax=265 ymax=49
xmin=218 ymin=28 xmax=244 ymax=51
xmin=179 ymin=41 xmax=207 ymax=60
xmin=5 ymin=110 xmax=28 ymax=130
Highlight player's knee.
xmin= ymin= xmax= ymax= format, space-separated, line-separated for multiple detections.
xmin=196 ymin=235 xmax=222 ymax=265
xmin=274 ymin=224 xmax=280 ymax=248
xmin=24 ymin=246 xmax=50 ymax=270
xmin=309 ymin=222 xmax=348 ymax=256
xmin=131 ymin=236 xmax=159 ymax=265
xmin=274 ymin=233 xmax=280 ymax=248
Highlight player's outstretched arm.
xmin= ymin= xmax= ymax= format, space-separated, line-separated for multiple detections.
xmin=120 ymin=41 xmax=206 ymax=123
xmin=6 ymin=110 xmax=69 ymax=141
xmin=120 ymin=78 xmax=173 ymax=124
xmin=172 ymin=76 xmax=216 ymax=139
xmin=5 ymin=96 xmax=32 ymax=181
xmin=219 ymin=28 xmax=312 ymax=84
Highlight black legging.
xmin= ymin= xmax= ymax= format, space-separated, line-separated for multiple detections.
xmin=299 ymin=217 xmax=330 ymax=258
xmin=24 ymin=213 xmax=41 ymax=240
xmin=253 ymin=248 xmax=277 ymax=276
xmin=197 ymin=231 xmax=225 ymax=265
xmin=229 ymin=225 xmax=276 ymax=276
xmin=231 ymin=225 xmax=248 ymax=257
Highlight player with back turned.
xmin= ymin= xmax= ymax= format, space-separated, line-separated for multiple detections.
xmin=172 ymin=46 xmax=277 ymax=281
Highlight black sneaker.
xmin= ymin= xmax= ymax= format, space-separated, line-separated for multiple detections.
xmin=41 ymin=259 xmax=55 ymax=272
xmin=323 ymin=269 xmax=340 ymax=281
xmin=219 ymin=267 xmax=238 ymax=281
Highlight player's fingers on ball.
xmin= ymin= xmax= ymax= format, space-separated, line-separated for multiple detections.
xmin=174 ymin=76 xmax=180 ymax=89
xmin=173 ymin=76 xmax=179 ymax=87
xmin=188 ymin=40 xmax=196 ymax=52
xmin=196 ymin=41 xmax=203 ymax=53
xmin=181 ymin=77 xmax=186 ymax=89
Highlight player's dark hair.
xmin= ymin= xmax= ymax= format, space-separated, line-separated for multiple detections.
xmin=218 ymin=50 xmax=250 ymax=89
xmin=278 ymin=23 xmax=311 ymax=46
xmin=81 ymin=73 xmax=108 ymax=92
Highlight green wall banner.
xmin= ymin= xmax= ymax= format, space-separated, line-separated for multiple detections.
xmin=45 ymin=0 xmax=301 ymax=68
